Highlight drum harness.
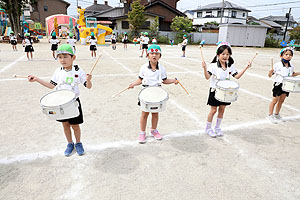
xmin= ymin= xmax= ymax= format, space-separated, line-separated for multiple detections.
xmin=142 ymin=66 xmax=163 ymax=88
xmin=274 ymin=65 xmax=292 ymax=86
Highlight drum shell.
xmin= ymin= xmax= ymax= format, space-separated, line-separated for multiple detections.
xmin=215 ymin=80 xmax=239 ymax=103
xmin=40 ymin=90 xmax=79 ymax=120
xmin=138 ymin=87 xmax=169 ymax=113
xmin=282 ymin=77 xmax=300 ymax=93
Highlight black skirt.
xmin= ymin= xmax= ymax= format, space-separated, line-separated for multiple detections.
xmin=207 ymin=88 xmax=231 ymax=106
xmin=272 ymin=83 xmax=289 ymax=97
xmin=90 ymin=45 xmax=97 ymax=51
xmin=142 ymin=44 xmax=148 ymax=49
xmin=111 ymin=39 xmax=116 ymax=44
xmin=51 ymin=44 xmax=58 ymax=51
xmin=11 ymin=40 xmax=17 ymax=45
xmin=25 ymin=45 xmax=34 ymax=52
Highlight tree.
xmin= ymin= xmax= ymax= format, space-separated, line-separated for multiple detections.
xmin=149 ymin=16 xmax=159 ymax=37
xmin=170 ymin=16 xmax=193 ymax=44
xmin=289 ymin=26 xmax=300 ymax=44
xmin=0 ymin=0 xmax=36 ymax=34
xmin=170 ymin=16 xmax=193 ymax=33
xmin=127 ymin=0 xmax=147 ymax=35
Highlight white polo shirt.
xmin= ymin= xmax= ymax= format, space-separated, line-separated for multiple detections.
xmin=67 ymin=38 xmax=76 ymax=46
xmin=89 ymin=39 xmax=97 ymax=45
xmin=273 ymin=61 xmax=294 ymax=83
xmin=23 ymin=38 xmax=32 ymax=46
xmin=182 ymin=39 xmax=188 ymax=46
xmin=139 ymin=62 xmax=167 ymax=86
xmin=49 ymin=39 xmax=59 ymax=45
xmin=50 ymin=65 xmax=87 ymax=97
xmin=142 ymin=36 xmax=149 ymax=44
xmin=207 ymin=62 xmax=238 ymax=88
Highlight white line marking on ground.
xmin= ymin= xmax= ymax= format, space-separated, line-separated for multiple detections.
xmin=103 ymin=50 xmax=136 ymax=74
xmin=0 ymin=55 xmax=25 ymax=73
xmin=1 ymin=115 xmax=299 ymax=165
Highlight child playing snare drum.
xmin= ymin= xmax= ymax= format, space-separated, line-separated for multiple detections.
xmin=202 ymin=42 xmax=252 ymax=137
xmin=267 ymin=47 xmax=300 ymax=124
xmin=129 ymin=44 xmax=179 ymax=143
xmin=28 ymin=44 xmax=92 ymax=156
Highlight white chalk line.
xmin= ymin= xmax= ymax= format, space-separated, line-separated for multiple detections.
xmin=103 ymin=50 xmax=135 ymax=74
xmin=1 ymin=114 xmax=299 ymax=165
xmin=0 ymin=55 xmax=25 ymax=73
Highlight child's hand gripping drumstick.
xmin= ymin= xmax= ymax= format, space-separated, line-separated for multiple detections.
xmin=111 ymin=87 xmax=130 ymax=98
xmin=175 ymin=78 xmax=190 ymax=96
xmin=89 ymin=53 xmax=102 ymax=75
xmin=247 ymin=52 xmax=258 ymax=69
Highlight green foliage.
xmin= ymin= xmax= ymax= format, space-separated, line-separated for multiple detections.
xmin=205 ymin=21 xmax=219 ymax=26
xmin=157 ymin=35 xmax=169 ymax=44
xmin=0 ymin=0 xmax=36 ymax=34
xmin=289 ymin=26 xmax=300 ymax=44
xmin=248 ymin=22 xmax=260 ymax=25
xmin=127 ymin=0 xmax=147 ymax=35
xmin=170 ymin=16 xmax=193 ymax=33
xmin=149 ymin=16 xmax=159 ymax=37
xmin=264 ymin=34 xmax=280 ymax=48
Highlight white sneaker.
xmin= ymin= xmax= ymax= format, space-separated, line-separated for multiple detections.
xmin=215 ymin=128 xmax=223 ymax=137
xmin=206 ymin=128 xmax=217 ymax=138
xmin=266 ymin=115 xmax=279 ymax=124
xmin=274 ymin=114 xmax=286 ymax=122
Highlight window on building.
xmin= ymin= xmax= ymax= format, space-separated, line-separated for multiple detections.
xmin=205 ymin=11 xmax=212 ymax=17
xmin=44 ymin=6 xmax=48 ymax=11
xmin=197 ymin=12 xmax=202 ymax=18
xmin=243 ymin=13 xmax=246 ymax=17
xmin=231 ymin=11 xmax=237 ymax=18
xmin=141 ymin=21 xmax=150 ymax=29
xmin=217 ymin=11 xmax=222 ymax=17
xmin=122 ymin=21 xmax=129 ymax=29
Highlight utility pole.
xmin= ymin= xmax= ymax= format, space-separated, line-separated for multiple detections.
xmin=283 ymin=8 xmax=291 ymax=42
xmin=220 ymin=0 xmax=224 ymax=24
xmin=77 ymin=0 xmax=78 ymax=8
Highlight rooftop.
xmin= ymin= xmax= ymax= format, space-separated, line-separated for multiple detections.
xmin=193 ymin=1 xmax=251 ymax=12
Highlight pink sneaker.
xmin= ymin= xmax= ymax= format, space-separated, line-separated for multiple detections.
xmin=150 ymin=129 xmax=162 ymax=140
xmin=138 ymin=132 xmax=146 ymax=144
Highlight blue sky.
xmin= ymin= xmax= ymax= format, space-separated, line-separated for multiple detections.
xmin=65 ymin=0 xmax=300 ymax=21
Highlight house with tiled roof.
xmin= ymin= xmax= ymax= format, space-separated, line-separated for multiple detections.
xmin=192 ymin=1 xmax=251 ymax=26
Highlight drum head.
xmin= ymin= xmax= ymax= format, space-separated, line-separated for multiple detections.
xmin=41 ymin=90 xmax=75 ymax=107
xmin=139 ymin=87 xmax=168 ymax=103
xmin=216 ymin=80 xmax=239 ymax=89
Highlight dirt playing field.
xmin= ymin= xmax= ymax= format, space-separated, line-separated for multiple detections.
xmin=0 ymin=39 xmax=300 ymax=200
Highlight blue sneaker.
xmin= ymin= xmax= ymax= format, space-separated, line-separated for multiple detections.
xmin=64 ymin=142 xmax=74 ymax=156
xmin=75 ymin=142 xmax=85 ymax=156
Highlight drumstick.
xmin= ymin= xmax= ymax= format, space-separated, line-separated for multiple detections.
xmin=271 ymin=57 xmax=274 ymax=70
xmin=111 ymin=87 xmax=130 ymax=98
xmin=178 ymin=81 xmax=190 ymax=96
xmin=199 ymin=46 xmax=205 ymax=62
xmin=12 ymin=74 xmax=28 ymax=79
xmin=250 ymin=52 xmax=258 ymax=63
xmin=89 ymin=53 xmax=102 ymax=75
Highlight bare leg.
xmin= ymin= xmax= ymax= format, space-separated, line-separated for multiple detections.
xmin=30 ymin=52 xmax=33 ymax=59
xmin=151 ymin=113 xmax=159 ymax=130
xmin=72 ymin=124 xmax=81 ymax=143
xmin=140 ymin=111 xmax=149 ymax=131
xmin=275 ymin=94 xmax=287 ymax=115
xmin=62 ymin=122 xmax=72 ymax=143
xmin=269 ymin=96 xmax=279 ymax=115
xmin=52 ymin=51 xmax=55 ymax=59
xmin=217 ymin=105 xmax=226 ymax=119
xmin=26 ymin=52 xmax=30 ymax=59
xmin=207 ymin=106 xmax=217 ymax=122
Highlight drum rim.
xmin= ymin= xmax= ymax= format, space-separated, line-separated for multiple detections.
xmin=138 ymin=86 xmax=169 ymax=104
xmin=40 ymin=89 xmax=77 ymax=108
xmin=283 ymin=76 xmax=300 ymax=82
xmin=216 ymin=80 xmax=240 ymax=90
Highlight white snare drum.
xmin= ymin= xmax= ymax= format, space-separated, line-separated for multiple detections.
xmin=138 ymin=87 xmax=169 ymax=113
xmin=282 ymin=76 xmax=300 ymax=93
xmin=215 ymin=80 xmax=240 ymax=102
xmin=40 ymin=90 xmax=79 ymax=120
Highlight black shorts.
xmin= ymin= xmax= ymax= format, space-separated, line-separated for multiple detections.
xmin=123 ymin=40 xmax=128 ymax=44
xmin=142 ymin=44 xmax=148 ymax=49
xmin=90 ymin=45 xmax=97 ymax=51
xmin=111 ymin=39 xmax=116 ymax=44
xmin=11 ymin=40 xmax=17 ymax=45
xmin=57 ymin=98 xmax=84 ymax=124
xmin=51 ymin=44 xmax=58 ymax=51
xmin=25 ymin=45 xmax=34 ymax=52
xmin=207 ymin=88 xmax=231 ymax=106
xmin=182 ymin=45 xmax=186 ymax=51
xmin=272 ymin=83 xmax=289 ymax=97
